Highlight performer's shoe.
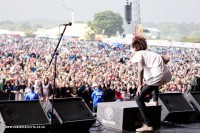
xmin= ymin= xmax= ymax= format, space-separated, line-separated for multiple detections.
xmin=136 ymin=124 xmax=153 ymax=132
xmin=148 ymin=101 xmax=158 ymax=106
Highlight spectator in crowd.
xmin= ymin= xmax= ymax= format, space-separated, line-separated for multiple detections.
xmin=122 ymin=88 xmax=131 ymax=101
xmin=91 ymin=83 xmax=104 ymax=113
xmin=127 ymin=82 xmax=137 ymax=100
xmin=70 ymin=81 xmax=78 ymax=97
xmin=115 ymin=87 xmax=123 ymax=102
xmin=3 ymin=80 xmax=13 ymax=100
xmin=65 ymin=82 xmax=73 ymax=97
xmin=39 ymin=76 xmax=52 ymax=102
xmin=12 ymin=80 xmax=21 ymax=100
xmin=55 ymin=81 xmax=66 ymax=98
xmin=16 ymin=80 xmax=27 ymax=100
xmin=25 ymin=83 xmax=39 ymax=100
xmin=103 ymin=83 xmax=115 ymax=102
xmin=0 ymin=78 xmax=6 ymax=92
xmin=82 ymin=84 xmax=93 ymax=110
xmin=13 ymin=80 xmax=20 ymax=91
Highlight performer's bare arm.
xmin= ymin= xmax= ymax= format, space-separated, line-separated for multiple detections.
xmin=136 ymin=61 xmax=144 ymax=96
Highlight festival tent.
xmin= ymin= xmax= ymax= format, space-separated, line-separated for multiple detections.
xmin=0 ymin=29 xmax=9 ymax=35
xmin=34 ymin=23 xmax=87 ymax=39
xmin=0 ymin=29 xmax=25 ymax=36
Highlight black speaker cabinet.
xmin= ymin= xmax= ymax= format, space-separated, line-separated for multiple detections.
xmin=0 ymin=100 xmax=50 ymax=132
xmin=159 ymin=93 xmax=195 ymax=123
xmin=43 ymin=97 xmax=95 ymax=132
xmin=184 ymin=92 xmax=200 ymax=122
xmin=124 ymin=3 xmax=132 ymax=24
xmin=97 ymin=101 xmax=161 ymax=131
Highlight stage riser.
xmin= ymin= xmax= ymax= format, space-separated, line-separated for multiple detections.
xmin=97 ymin=101 xmax=161 ymax=131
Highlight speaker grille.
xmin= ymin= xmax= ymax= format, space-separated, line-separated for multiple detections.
xmin=0 ymin=100 xmax=49 ymax=126
xmin=159 ymin=93 xmax=192 ymax=112
xmin=50 ymin=98 xmax=94 ymax=122
xmin=124 ymin=4 xmax=132 ymax=24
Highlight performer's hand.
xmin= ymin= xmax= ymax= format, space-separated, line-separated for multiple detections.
xmin=136 ymin=85 xmax=142 ymax=96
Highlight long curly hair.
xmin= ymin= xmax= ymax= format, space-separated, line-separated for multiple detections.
xmin=131 ymin=36 xmax=147 ymax=51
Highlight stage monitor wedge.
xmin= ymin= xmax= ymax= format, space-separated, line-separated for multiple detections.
xmin=43 ymin=97 xmax=95 ymax=132
xmin=184 ymin=92 xmax=200 ymax=122
xmin=159 ymin=93 xmax=195 ymax=123
xmin=0 ymin=100 xmax=50 ymax=133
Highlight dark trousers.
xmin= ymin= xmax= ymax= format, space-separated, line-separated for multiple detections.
xmin=135 ymin=85 xmax=159 ymax=126
xmin=93 ymin=106 xmax=97 ymax=113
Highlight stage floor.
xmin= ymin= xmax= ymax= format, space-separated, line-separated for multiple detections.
xmin=90 ymin=122 xmax=200 ymax=133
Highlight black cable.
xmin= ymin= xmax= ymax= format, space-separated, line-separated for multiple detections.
xmin=161 ymin=121 xmax=182 ymax=128
xmin=91 ymin=122 xmax=100 ymax=128
xmin=91 ymin=118 xmax=101 ymax=128
xmin=89 ymin=127 xmax=105 ymax=132
xmin=89 ymin=125 xmax=105 ymax=132
xmin=89 ymin=116 xmax=105 ymax=131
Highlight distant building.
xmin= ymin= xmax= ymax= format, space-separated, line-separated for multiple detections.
xmin=143 ymin=28 xmax=160 ymax=39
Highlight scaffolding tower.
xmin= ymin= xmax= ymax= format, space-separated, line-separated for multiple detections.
xmin=132 ymin=0 xmax=142 ymax=36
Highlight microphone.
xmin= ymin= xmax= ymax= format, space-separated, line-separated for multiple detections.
xmin=61 ymin=22 xmax=72 ymax=26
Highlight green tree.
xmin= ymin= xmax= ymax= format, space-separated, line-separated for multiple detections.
xmin=86 ymin=21 xmax=96 ymax=40
xmin=88 ymin=10 xmax=124 ymax=37
xmin=25 ymin=30 xmax=35 ymax=37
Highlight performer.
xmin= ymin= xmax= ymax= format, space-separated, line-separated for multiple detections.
xmin=91 ymin=83 xmax=104 ymax=113
xmin=130 ymin=36 xmax=171 ymax=132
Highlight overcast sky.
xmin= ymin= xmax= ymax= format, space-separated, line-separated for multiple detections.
xmin=0 ymin=0 xmax=199 ymax=23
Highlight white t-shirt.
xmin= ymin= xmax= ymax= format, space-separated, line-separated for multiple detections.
xmin=131 ymin=50 xmax=172 ymax=86
xmin=42 ymin=83 xmax=49 ymax=96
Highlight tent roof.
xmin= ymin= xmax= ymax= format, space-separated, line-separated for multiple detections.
xmin=34 ymin=23 xmax=87 ymax=38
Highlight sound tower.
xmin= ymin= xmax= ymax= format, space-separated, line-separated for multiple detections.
xmin=0 ymin=100 xmax=50 ymax=132
xmin=125 ymin=3 xmax=132 ymax=24
xmin=43 ymin=97 xmax=95 ymax=132
xmin=159 ymin=93 xmax=195 ymax=123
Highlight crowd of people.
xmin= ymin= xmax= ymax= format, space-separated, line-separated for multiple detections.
xmin=0 ymin=35 xmax=199 ymax=111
